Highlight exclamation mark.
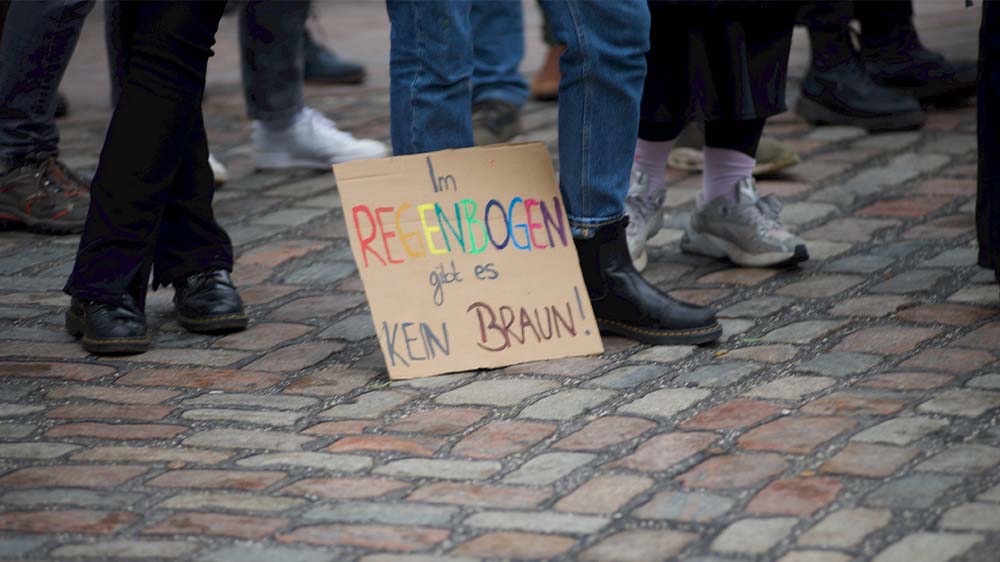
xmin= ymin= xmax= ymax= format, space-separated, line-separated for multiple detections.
xmin=574 ymin=286 xmax=591 ymax=335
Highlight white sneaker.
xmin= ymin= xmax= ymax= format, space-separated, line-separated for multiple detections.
xmin=624 ymin=167 xmax=666 ymax=272
xmin=208 ymin=153 xmax=228 ymax=186
xmin=681 ymin=176 xmax=809 ymax=267
xmin=253 ymin=107 xmax=389 ymax=170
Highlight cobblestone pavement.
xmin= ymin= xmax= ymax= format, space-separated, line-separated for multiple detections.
xmin=1 ymin=3 xmax=999 ymax=562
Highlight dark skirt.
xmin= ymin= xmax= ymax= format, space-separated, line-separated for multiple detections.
xmin=978 ymin=0 xmax=1000 ymax=280
xmin=640 ymin=1 xmax=798 ymax=139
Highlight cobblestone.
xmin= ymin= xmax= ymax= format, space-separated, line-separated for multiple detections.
xmin=711 ymin=517 xmax=799 ymax=554
xmin=580 ymin=529 xmax=696 ymax=562
xmin=798 ymin=508 xmax=891 ymax=548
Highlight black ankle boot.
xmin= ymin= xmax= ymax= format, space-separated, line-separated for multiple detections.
xmin=797 ymin=28 xmax=925 ymax=133
xmin=66 ymin=295 xmax=149 ymax=355
xmin=861 ymin=24 xmax=976 ymax=106
xmin=173 ymin=268 xmax=248 ymax=334
xmin=575 ymin=218 xmax=721 ymax=345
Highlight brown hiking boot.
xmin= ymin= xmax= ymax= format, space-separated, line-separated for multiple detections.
xmin=0 ymin=158 xmax=90 ymax=234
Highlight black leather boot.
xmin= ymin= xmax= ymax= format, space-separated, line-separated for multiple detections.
xmin=172 ymin=268 xmax=248 ymax=334
xmin=861 ymin=24 xmax=976 ymax=107
xmin=303 ymin=30 xmax=365 ymax=85
xmin=65 ymin=295 xmax=149 ymax=355
xmin=575 ymin=218 xmax=722 ymax=345
xmin=797 ymin=56 xmax=924 ymax=132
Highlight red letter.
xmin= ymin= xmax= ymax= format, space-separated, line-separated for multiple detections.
xmin=352 ymin=205 xmax=385 ymax=267
xmin=524 ymin=198 xmax=547 ymax=249
xmin=375 ymin=206 xmax=403 ymax=264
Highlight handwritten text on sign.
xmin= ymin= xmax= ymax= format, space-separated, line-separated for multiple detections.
xmin=334 ymin=143 xmax=603 ymax=379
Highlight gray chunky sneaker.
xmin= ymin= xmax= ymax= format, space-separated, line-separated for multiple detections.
xmin=624 ymin=168 xmax=665 ymax=271
xmin=681 ymin=177 xmax=808 ymax=267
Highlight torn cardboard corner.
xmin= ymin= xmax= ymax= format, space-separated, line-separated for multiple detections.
xmin=334 ymin=142 xmax=603 ymax=379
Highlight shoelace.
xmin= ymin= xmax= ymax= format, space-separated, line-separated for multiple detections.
xmin=735 ymin=193 xmax=785 ymax=236
xmin=28 ymin=158 xmax=84 ymax=199
xmin=625 ymin=171 xmax=663 ymax=218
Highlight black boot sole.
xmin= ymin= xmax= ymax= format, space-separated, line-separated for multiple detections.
xmin=597 ymin=318 xmax=723 ymax=346
xmin=795 ymin=96 xmax=924 ymax=132
xmin=65 ymin=310 xmax=150 ymax=355
xmin=177 ymin=311 xmax=248 ymax=334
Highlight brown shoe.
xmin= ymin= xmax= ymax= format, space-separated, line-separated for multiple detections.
xmin=0 ymin=158 xmax=91 ymax=234
xmin=530 ymin=45 xmax=565 ymax=102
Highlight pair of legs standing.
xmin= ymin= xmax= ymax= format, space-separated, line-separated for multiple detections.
xmin=627 ymin=2 xmax=808 ymax=271
xmin=386 ymin=0 xmax=721 ymax=345
xmin=64 ymin=1 xmax=246 ymax=354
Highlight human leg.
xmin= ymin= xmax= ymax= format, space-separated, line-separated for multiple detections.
xmin=977 ymin=0 xmax=1000 ymax=288
xmin=242 ymin=0 xmax=386 ymax=169
xmin=856 ymin=0 xmax=977 ymax=105
xmin=386 ymin=0 xmax=475 ymax=155
xmin=0 ymin=0 xmax=94 ymax=233
xmin=65 ymin=1 xmax=228 ymax=352
xmin=681 ymin=119 xmax=808 ymax=267
xmin=796 ymin=1 xmax=924 ymax=131
xmin=470 ymin=0 xmax=527 ymax=145
xmin=541 ymin=0 xmax=720 ymax=344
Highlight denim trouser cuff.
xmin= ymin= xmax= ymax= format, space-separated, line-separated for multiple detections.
xmin=569 ymin=213 xmax=627 ymax=239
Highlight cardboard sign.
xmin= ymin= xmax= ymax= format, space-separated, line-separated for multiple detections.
xmin=334 ymin=142 xmax=603 ymax=379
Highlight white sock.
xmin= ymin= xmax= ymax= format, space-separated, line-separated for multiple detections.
xmin=634 ymin=139 xmax=675 ymax=194
xmin=700 ymin=146 xmax=755 ymax=207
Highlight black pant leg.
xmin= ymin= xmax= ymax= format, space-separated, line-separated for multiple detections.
xmin=65 ymin=1 xmax=226 ymax=305
xmin=797 ymin=1 xmax=855 ymax=71
xmin=855 ymin=0 xmax=914 ymax=45
xmin=704 ymin=118 xmax=766 ymax=158
xmin=978 ymin=0 xmax=1000 ymax=277
xmin=152 ymin=110 xmax=233 ymax=288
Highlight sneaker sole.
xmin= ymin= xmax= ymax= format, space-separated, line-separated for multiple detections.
xmin=65 ymin=309 xmax=150 ymax=355
xmin=0 ymin=210 xmax=84 ymax=235
xmin=682 ymin=230 xmax=809 ymax=268
xmin=177 ymin=311 xmax=249 ymax=334
xmin=598 ymin=318 xmax=722 ymax=346
xmin=795 ymin=96 xmax=924 ymax=132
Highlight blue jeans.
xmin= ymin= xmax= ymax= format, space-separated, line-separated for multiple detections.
xmin=386 ymin=0 xmax=649 ymax=235
xmin=0 ymin=0 xmax=95 ymax=168
xmin=107 ymin=0 xmax=310 ymax=126
xmin=471 ymin=0 xmax=528 ymax=107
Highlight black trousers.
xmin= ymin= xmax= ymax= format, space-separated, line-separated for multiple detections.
xmin=64 ymin=2 xmax=231 ymax=306
xmin=639 ymin=2 xmax=795 ymax=156
xmin=978 ymin=0 xmax=1000 ymax=280
xmin=798 ymin=1 xmax=914 ymax=70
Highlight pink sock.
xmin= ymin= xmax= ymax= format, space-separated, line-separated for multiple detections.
xmin=634 ymin=139 xmax=675 ymax=193
xmin=700 ymin=146 xmax=756 ymax=207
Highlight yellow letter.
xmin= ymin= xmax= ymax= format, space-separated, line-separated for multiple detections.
xmin=418 ymin=203 xmax=447 ymax=255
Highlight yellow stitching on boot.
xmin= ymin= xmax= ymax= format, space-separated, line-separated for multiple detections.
xmin=177 ymin=313 xmax=248 ymax=324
